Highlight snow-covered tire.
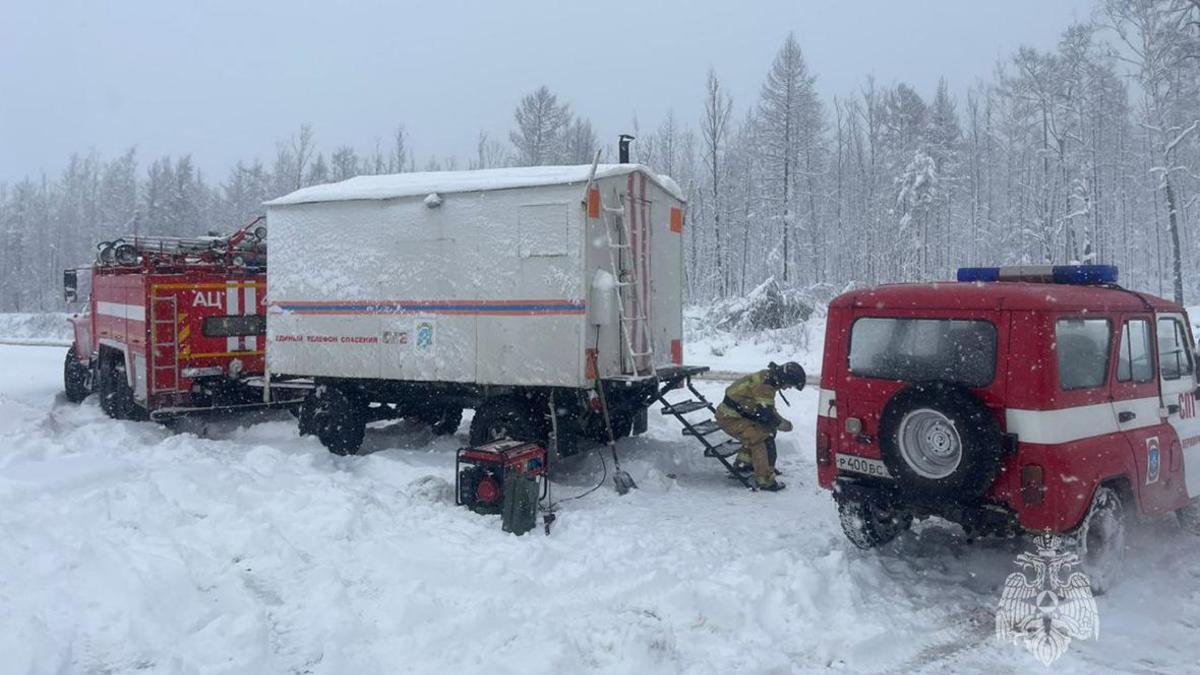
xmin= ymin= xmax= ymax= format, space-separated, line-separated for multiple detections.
xmin=420 ymin=406 xmax=464 ymax=436
xmin=63 ymin=346 xmax=91 ymax=403
xmin=307 ymin=386 xmax=366 ymax=456
xmin=469 ymin=397 xmax=542 ymax=446
xmin=1071 ymin=486 xmax=1126 ymax=595
xmin=878 ymin=381 xmax=1004 ymax=501
xmin=98 ymin=351 xmax=146 ymax=421
xmin=837 ymin=496 xmax=913 ymax=549
xmin=1176 ymin=498 xmax=1200 ymax=536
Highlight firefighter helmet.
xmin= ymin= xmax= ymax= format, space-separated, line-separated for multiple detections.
xmin=768 ymin=361 xmax=806 ymax=390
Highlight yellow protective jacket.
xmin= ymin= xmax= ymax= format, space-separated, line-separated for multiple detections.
xmin=716 ymin=369 xmax=782 ymax=427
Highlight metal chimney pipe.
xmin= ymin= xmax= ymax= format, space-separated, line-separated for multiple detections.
xmin=618 ymin=134 xmax=635 ymax=164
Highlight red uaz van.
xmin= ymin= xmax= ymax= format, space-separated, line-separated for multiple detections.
xmin=816 ymin=265 xmax=1200 ymax=589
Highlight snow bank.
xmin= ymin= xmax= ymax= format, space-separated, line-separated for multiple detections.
xmin=683 ymin=280 xmax=828 ymax=376
xmin=0 ymin=313 xmax=73 ymax=343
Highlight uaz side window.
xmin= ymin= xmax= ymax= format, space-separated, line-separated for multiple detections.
xmin=1157 ymin=317 xmax=1194 ymax=381
xmin=1055 ymin=319 xmax=1111 ymax=390
xmin=203 ymin=315 xmax=265 ymax=338
xmin=1117 ymin=319 xmax=1154 ymax=383
xmin=848 ymin=318 xmax=996 ymax=386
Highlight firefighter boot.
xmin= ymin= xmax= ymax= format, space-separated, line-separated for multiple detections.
xmin=733 ymin=449 xmax=754 ymax=474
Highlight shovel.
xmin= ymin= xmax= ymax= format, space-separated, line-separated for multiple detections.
xmin=595 ymin=378 xmax=637 ymax=495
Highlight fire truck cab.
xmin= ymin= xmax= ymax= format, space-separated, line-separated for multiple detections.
xmin=63 ymin=220 xmax=303 ymax=420
xmin=817 ymin=265 xmax=1200 ymax=590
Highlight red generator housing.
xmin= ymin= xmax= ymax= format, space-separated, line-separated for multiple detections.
xmin=63 ymin=219 xmax=304 ymax=421
xmin=456 ymin=440 xmax=548 ymax=514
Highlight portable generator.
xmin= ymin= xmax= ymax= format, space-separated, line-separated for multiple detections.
xmin=456 ymin=440 xmax=548 ymax=515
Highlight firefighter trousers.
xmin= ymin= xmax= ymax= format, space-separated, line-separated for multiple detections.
xmin=715 ymin=414 xmax=776 ymax=486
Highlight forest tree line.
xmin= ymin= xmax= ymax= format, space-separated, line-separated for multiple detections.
xmin=3 ymin=0 xmax=1200 ymax=312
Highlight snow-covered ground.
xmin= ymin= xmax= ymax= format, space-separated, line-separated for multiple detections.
xmin=0 ymin=313 xmax=72 ymax=345
xmin=2 ymin=342 xmax=1199 ymax=674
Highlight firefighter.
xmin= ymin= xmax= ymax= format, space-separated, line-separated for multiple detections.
xmin=715 ymin=361 xmax=806 ymax=491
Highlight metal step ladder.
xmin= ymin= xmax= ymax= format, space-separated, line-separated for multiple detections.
xmin=598 ymin=191 xmax=654 ymax=377
xmin=149 ymin=295 xmax=179 ymax=393
xmin=654 ymin=365 xmax=754 ymax=489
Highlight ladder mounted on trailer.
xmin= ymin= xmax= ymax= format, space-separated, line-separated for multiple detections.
xmin=599 ymin=191 xmax=654 ymax=378
xmin=654 ymin=365 xmax=755 ymax=490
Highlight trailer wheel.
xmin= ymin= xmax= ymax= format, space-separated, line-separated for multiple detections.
xmin=307 ymin=386 xmax=366 ymax=455
xmin=63 ymin=346 xmax=91 ymax=403
xmin=470 ymin=397 xmax=542 ymax=446
xmin=420 ymin=406 xmax=464 ymax=436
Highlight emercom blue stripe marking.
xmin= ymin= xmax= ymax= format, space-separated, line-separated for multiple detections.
xmin=275 ymin=303 xmax=586 ymax=313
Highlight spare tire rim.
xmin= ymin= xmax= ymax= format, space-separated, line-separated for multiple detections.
xmin=897 ymin=408 xmax=962 ymax=479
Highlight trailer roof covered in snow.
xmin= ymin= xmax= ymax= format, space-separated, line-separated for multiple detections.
xmin=265 ymin=164 xmax=685 ymax=206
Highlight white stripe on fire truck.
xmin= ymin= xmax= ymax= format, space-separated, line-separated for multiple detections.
xmin=226 ymin=282 xmax=240 ymax=352
xmin=244 ymin=284 xmax=257 ymax=351
xmin=96 ymin=301 xmax=146 ymax=322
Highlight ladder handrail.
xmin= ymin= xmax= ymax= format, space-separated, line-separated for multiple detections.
xmin=654 ymin=372 xmax=754 ymax=490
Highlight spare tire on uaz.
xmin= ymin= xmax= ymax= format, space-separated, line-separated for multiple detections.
xmin=877 ymin=381 xmax=1004 ymax=501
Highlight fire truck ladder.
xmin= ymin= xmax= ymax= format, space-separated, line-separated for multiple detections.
xmin=654 ymin=365 xmax=755 ymax=490
xmin=150 ymin=295 xmax=179 ymax=393
xmin=599 ymin=192 xmax=654 ymax=378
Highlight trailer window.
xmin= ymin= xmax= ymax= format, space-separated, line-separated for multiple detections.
xmin=203 ymin=315 xmax=265 ymax=338
xmin=1055 ymin=319 xmax=1112 ymax=390
xmin=1157 ymin=317 xmax=1194 ymax=381
xmin=848 ymin=318 xmax=996 ymax=386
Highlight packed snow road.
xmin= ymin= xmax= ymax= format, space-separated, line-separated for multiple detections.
xmin=1 ymin=344 xmax=1198 ymax=674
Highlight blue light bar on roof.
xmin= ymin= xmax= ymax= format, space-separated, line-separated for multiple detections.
xmin=957 ymin=265 xmax=1118 ymax=285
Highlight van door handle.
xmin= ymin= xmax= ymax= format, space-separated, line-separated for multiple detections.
xmin=1118 ymin=411 xmax=1137 ymax=423
xmin=1167 ymin=404 xmax=1181 ymax=415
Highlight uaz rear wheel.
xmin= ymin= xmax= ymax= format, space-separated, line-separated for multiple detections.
xmin=837 ymin=496 xmax=913 ymax=549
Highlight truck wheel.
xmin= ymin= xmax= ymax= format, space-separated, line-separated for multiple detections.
xmin=63 ymin=346 xmax=91 ymax=403
xmin=470 ymin=398 xmax=542 ymax=446
xmin=420 ymin=407 xmax=464 ymax=436
xmin=1177 ymin=498 xmax=1200 ymax=535
xmin=307 ymin=386 xmax=366 ymax=455
xmin=878 ymin=381 xmax=1003 ymax=501
xmin=837 ymin=496 xmax=912 ymax=549
xmin=1071 ymin=486 xmax=1126 ymax=595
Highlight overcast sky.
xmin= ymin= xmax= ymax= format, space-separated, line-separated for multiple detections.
xmin=1 ymin=0 xmax=1097 ymax=183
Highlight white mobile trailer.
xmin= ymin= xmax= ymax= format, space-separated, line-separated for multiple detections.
xmin=265 ymin=164 xmax=686 ymax=454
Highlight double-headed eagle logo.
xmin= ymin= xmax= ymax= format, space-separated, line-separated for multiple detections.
xmin=995 ymin=533 xmax=1100 ymax=665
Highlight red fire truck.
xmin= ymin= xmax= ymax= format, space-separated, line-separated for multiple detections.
xmin=62 ymin=219 xmax=304 ymax=420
